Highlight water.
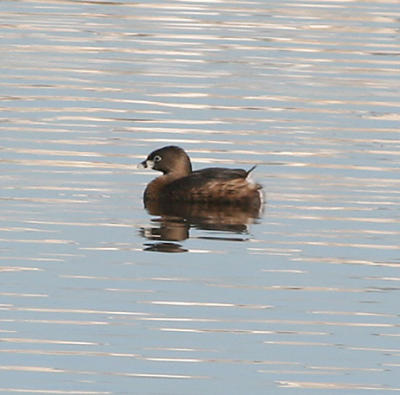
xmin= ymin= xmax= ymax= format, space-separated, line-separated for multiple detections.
xmin=1 ymin=0 xmax=399 ymax=393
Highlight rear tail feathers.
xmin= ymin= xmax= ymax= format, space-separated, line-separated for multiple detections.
xmin=246 ymin=165 xmax=257 ymax=176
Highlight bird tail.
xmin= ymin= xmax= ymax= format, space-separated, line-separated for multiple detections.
xmin=246 ymin=165 xmax=257 ymax=176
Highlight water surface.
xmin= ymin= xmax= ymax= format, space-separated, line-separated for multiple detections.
xmin=1 ymin=0 xmax=399 ymax=394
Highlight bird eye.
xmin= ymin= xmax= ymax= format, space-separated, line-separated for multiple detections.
xmin=153 ymin=155 xmax=162 ymax=162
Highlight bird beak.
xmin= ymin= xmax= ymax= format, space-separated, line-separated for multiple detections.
xmin=137 ymin=160 xmax=154 ymax=169
xmin=138 ymin=160 xmax=147 ymax=169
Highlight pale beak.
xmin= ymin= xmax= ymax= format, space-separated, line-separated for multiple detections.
xmin=138 ymin=160 xmax=154 ymax=169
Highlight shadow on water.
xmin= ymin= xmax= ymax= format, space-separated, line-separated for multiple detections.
xmin=140 ymin=199 xmax=263 ymax=252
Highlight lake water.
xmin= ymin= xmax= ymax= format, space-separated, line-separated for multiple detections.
xmin=1 ymin=0 xmax=399 ymax=394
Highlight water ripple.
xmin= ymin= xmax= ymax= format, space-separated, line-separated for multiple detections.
xmin=1 ymin=0 xmax=399 ymax=393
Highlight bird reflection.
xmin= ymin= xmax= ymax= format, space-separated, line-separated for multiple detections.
xmin=140 ymin=199 xmax=262 ymax=253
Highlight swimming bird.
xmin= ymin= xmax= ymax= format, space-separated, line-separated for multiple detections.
xmin=139 ymin=146 xmax=263 ymax=207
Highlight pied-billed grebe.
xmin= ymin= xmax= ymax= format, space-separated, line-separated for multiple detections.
xmin=139 ymin=146 xmax=263 ymax=206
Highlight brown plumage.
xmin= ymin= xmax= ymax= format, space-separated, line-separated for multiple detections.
xmin=139 ymin=146 xmax=263 ymax=207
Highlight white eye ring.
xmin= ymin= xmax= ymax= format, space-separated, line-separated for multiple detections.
xmin=153 ymin=155 xmax=162 ymax=162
